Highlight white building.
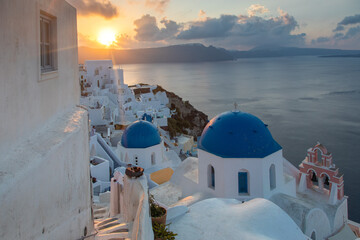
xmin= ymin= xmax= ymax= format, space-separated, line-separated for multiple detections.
xmin=118 ymin=120 xmax=164 ymax=170
xmin=85 ymin=60 xmax=118 ymax=92
xmin=197 ymin=111 xmax=296 ymax=200
xmin=80 ymin=60 xmax=171 ymax=127
xmin=149 ymin=110 xmax=356 ymax=240
xmin=0 ymin=0 xmax=92 ymax=239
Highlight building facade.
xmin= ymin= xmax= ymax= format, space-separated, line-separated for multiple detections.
xmin=0 ymin=1 xmax=92 ymax=239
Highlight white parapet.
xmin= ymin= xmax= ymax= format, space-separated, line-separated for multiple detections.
xmin=0 ymin=108 xmax=93 ymax=240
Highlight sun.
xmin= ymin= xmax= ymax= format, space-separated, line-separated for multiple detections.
xmin=97 ymin=28 xmax=117 ymax=46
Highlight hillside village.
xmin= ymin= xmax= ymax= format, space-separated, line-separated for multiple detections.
xmin=1 ymin=1 xmax=360 ymax=240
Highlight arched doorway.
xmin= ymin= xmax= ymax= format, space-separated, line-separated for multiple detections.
xmin=321 ymin=173 xmax=330 ymax=191
xmin=311 ymin=231 xmax=316 ymax=240
xmin=310 ymin=170 xmax=318 ymax=187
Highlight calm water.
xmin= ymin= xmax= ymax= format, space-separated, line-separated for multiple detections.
xmin=121 ymin=56 xmax=360 ymax=222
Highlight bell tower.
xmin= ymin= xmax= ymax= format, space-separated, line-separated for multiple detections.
xmin=298 ymin=143 xmax=344 ymax=205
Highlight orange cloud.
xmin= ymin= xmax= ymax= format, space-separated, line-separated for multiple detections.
xmin=247 ymin=4 xmax=269 ymax=17
xmin=69 ymin=0 xmax=119 ymax=19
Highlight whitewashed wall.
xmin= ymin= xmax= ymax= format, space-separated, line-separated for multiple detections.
xmin=0 ymin=0 xmax=80 ymax=154
xmin=0 ymin=1 xmax=92 ymax=239
xmin=198 ymin=149 xmax=293 ymax=201
xmin=91 ymin=157 xmax=110 ymax=182
xmin=0 ymin=108 xmax=93 ymax=240
xmin=118 ymin=142 xmax=164 ymax=170
xmin=333 ymin=199 xmax=348 ymax=233
xmin=304 ymin=208 xmax=331 ymax=239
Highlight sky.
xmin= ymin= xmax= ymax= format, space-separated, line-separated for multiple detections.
xmin=68 ymin=0 xmax=360 ymax=50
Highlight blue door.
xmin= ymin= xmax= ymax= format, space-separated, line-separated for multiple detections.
xmin=238 ymin=172 xmax=248 ymax=194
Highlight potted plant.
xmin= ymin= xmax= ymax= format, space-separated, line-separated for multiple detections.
xmin=152 ymin=222 xmax=177 ymax=240
xmin=149 ymin=194 xmax=167 ymax=225
xmin=125 ymin=165 xmax=144 ymax=178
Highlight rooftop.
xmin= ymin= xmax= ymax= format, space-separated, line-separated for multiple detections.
xmin=198 ymin=111 xmax=282 ymax=158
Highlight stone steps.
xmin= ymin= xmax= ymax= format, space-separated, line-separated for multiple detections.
xmin=93 ymin=206 xmax=110 ymax=219
xmin=94 ymin=216 xmax=130 ymax=240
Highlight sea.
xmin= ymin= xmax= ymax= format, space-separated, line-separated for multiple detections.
xmin=120 ymin=56 xmax=360 ymax=222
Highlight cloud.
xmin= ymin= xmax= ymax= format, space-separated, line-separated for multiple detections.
xmin=313 ymin=13 xmax=360 ymax=49
xmin=333 ymin=14 xmax=360 ymax=32
xmin=177 ymin=15 xmax=238 ymax=39
xmin=198 ymin=10 xmax=207 ymax=21
xmin=199 ymin=10 xmax=206 ymax=17
xmin=311 ymin=36 xmax=330 ymax=44
xmin=247 ymin=4 xmax=269 ymax=17
xmin=70 ymin=0 xmax=119 ymax=19
xmin=127 ymin=0 xmax=170 ymax=13
xmin=177 ymin=9 xmax=305 ymax=47
xmin=333 ymin=32 xmax=344 ymax=39
xmin=145 ymin=0 xmax=170 ymax=13
xmin=333 ymin=25 xmax=344 ymax=32
xmin=342 ymin=26 xmax=360 ymax=39
xmin=115 ymin=33 xmax=163 ymax=48
xmin=338 ymin=14 xmax=360 ymax=26
xmin=134 ymin=14 xmax=180 ymax=41
xmin=128 ymin=8 xmax=306 ymax=49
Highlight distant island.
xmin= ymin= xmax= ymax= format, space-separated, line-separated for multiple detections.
xmin=78 ymin=44 xmax=360 ymax=64
xmin=320 ymin=53 xmax=360 ymax=58
xmin=78 ymin=44 xmax=234 ymax=64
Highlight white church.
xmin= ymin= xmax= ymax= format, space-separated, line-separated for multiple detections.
xmin=118 ymin=120 xmax=163 ymax=169
xmin=110 ymin=110 xmax=358 ymax=240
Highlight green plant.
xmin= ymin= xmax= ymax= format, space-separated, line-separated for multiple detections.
xmin=152 ymin=222 xmax=177 ymax=240
xmin=149 ymin=194 xmax=166 ymax=217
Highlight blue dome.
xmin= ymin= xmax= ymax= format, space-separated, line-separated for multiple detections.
xmin=198 ymin=111 xmax=281 ymax=158
xmin=121 ymin=120 xmax=161 ymax=148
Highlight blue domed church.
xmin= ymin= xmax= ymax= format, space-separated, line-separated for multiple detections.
xmin=197 ymin=111 xmax=296 ymax=200
xmin=116 ymin=111 xmax=352 ymax=240
xmin=118 ymin=120 xmax=163 ymax=169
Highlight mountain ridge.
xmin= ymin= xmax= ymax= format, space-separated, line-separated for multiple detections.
xmin=78 ymin=44 xmax=360 ymax=64
xmin=78 ymin=44 xmax=234 ymax=64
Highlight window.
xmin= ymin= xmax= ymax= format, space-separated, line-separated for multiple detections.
xmin=40 ymin=12 xmax=56 ymax=72
xmin=269 ymin=164 xmax=276 ymax=190
xmin=208 ymin=165 xmax=215 ymax=189
xmin=151 ymin=153 xmax=156 ymax=165
xmin=238 ymin=170 xmax=249 ymax=194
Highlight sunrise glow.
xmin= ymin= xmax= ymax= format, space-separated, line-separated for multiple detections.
xmin=97 ymin=28 xmax=117 ymax=46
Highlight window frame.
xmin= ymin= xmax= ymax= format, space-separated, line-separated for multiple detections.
xmin=40 ymin=11 xmax=57 ymax=74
